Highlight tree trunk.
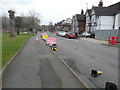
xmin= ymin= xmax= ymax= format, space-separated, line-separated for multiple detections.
xmin=17 ymin=28 xmax=20 ymax=35
xmin=27 ymin=29 xmax=29 ymax=34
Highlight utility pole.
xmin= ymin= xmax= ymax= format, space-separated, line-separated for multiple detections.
xmin=8 ymin=10 xmax=15 ymax=37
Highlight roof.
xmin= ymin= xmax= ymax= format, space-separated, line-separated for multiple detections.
xmin=76 ymin=14 xmax=86 ymax=21
xmin=94 ymin=7 xmax=113 ymax=16
xmin=93 ymin=1 xmax=120 ymax=16
xmin=108 ymin=1 xmax=120 ymax=14
xmin=85 ymin=9 xmax=91 ymax=16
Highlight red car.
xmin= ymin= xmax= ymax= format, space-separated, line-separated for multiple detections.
xmin=65 ymin=32 xmax=76 ymax=38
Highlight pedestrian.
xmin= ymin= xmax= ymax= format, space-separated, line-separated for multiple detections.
xmin=79 ymin=32 xmax=81 ymax=38
xmin=75 ymin=32 xmax=78 ymax=39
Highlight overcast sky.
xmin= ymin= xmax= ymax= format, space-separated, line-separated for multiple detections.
xmin=0 ymin=0 xmax=120 ymax=25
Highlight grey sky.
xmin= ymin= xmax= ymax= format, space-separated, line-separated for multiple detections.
xmin=0 ymin=0 xmax=120 ymax=25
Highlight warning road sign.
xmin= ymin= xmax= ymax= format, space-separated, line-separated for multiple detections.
xmin=108 ymin=36 xmax=118 ymax=45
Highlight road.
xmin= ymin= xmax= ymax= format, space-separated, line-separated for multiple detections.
xmin=49 ymin=33 xmax=118 ymax=88
xmin=2 ymin=32 xmax=84 ymax=88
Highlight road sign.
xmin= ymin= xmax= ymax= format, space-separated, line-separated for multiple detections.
xmin=41 ymin=33 xmax=44 ymax=36
xmin=44 ymin=33 xmax=47 ymax=35
xmin=46 ymin=37 xmax=56 ymax=44
xmin=42 ymin=35 xmax=48 ymax=40
xmin=108 ymin=36 xmax=118 ymax=45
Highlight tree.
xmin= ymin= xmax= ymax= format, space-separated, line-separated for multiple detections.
xmin=14 ymin=16 xmax=23 ymax=35
xmin=8 ymin=10 xmax=15 ymax=37
xmin=49 ymin=22 xmax=54 ymax=32
xmin=2 ymin=15 xmax=9 ymax=34
xmin=28 ymin=9 xmax=41 ymax=31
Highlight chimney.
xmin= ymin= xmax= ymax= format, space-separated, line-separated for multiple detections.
xmin=98 ymin=0 xmax=103 ymax=7
xmin=81 ymin=9 xmax=84 ymax=15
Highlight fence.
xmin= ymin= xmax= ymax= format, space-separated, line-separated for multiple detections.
xmin=95 ymin=29 xmax=120 ymax=42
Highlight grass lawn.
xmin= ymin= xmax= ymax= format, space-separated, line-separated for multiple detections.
xmin=2 ymin=34 xmax=32 ymax=68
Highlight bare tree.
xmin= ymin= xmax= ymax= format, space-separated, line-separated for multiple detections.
xmin=2 ymin=14 xmax=9 ymax=34
xmin=49 ymin=22 xmax=54 ymax=32
xmin=28 ymin=9 xmax=41 ymax=31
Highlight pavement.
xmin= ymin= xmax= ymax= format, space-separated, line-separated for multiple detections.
xmin=80 ymin=37 xmax=119 ymax=47
xmin=0 ymin=34 xmax=7 ymax=35
xmin=49 ymin=33 xmax=118 ymax=88
xmin=2 ymin=32 xmax=85 ymax=88
xmin=80 ymin=37 xmax=108 ymax=45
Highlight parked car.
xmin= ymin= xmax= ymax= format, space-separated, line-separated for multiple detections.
xmin=59 ymin=31 xmax=66 ymax=37
xmin=56 ymin=31 xmax=60 ymax=36
xmin=82 ymin=31 xmax=91 ymax=37
xmin=65 ymin=32 xmax=76 ymax=38
xmin=90 ymin=31 xmax=95 ymax=38
xmin=56 ymin=31 xmax=61 ymax=36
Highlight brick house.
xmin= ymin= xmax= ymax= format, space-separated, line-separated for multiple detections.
xmin=62 ymin=18 xmax=72 ymax=32
xmin=72 ymin=10 xmax=86 ymax=34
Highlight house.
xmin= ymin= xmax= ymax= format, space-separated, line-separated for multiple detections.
xmin=55 ymin=18 xmax=72 ymax=32
xmin=62 ymin=18 xmax=72 ymax=32
xmin=54 ymin=20 xmax=64 ymax=31
xmin=85 ymin=9 xmax=91 ymax=32
xmin=72 ymin=10 xmax=86 ymax=34
xmin=85 ymin=0 xmax=120 ymax=40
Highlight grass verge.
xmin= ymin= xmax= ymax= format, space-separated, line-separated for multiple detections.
xmin=0 ymin=33 xmax=2 ymax=71
xmin=2 ymin=34 xmax=32 ymax=68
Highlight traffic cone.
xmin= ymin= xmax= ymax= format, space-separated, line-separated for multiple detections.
xmin=52 ymin=47 xmax=57 ymax=51
xmin=54 ymin=48 xmax=57 ymax=51
xmin=91 ymin=69 xmax=103 ymax=77
xmin=97 ymin=71 xmax=103 ymax=75
xmin=105 ymin=82 xmax=117 ymax=90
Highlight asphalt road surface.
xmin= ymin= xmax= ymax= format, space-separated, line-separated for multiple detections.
xmin=2 ymin=32 xmax=84 ymax=88
xmin=49 ymin=33 xmax=118 ymax=88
